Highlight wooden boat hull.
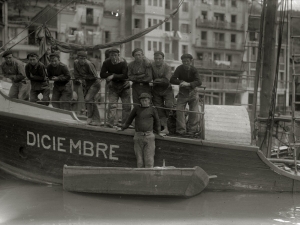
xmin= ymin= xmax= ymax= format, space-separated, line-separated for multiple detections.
xmin=63 ymin=166 xmax=209 ymax=197
xmin=1 ymin=89 xmax=300 ymax=192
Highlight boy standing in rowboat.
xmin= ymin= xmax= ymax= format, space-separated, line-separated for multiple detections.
xmin=121 ymin=93 xmax=161 ymax=168
xmin=25 ymin=53 xmax=50 ymax=106
xmin=47 ymin=53 xmax=72 ymax=111
xmin=1 ymin=50 xmax=30 ymax=100
xmin=100 ymin=48 xmax=131 ymax=128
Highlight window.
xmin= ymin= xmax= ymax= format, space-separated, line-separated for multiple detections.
xmin=159 ymin=20 xmax=163 ymax=29
xmin=70 ymin=27 xmax=77 ymax=35
xmin=214 ymin=53 xmax=221 ymax=60
xmin=231 ymin=34 xmax=236 ymax=43
xmin=220 ymin=0 xmax=225 ymax=6
xmin=104 ymin=31 xmax=111 ymax=43
xmin=248 ymin=93 xmax=253 ymax=110
xmin=86 ymin=8 xmax=94 ymax=24
xmin=135 ymin=0 xmax=142 ymax=5
xmin=165 ymin=0 xmax=171 ymax=9
xmin=153 ymin=19 xmax=158 ymax=25
xmin=214 ymin=0 xmax=219 ymax=5
xmin=183 ymin=2 xmax=188 ymax=12
xmin=201 ymin=31 xmax=207 ymax=40
xmin=182 ymin=45 xmax=188 ymax=54
xmin=231 ymin=15 xmax=236 ymax=23
xmin=153 ymin=42 xmax=157 ymax=51
xmin=28 ymin=28 xmax=36 ymax=45
xmin=148 ymin=18 xmax=152 ymax=27
xmin=165 ymin=22 xmax=171 ymax=31
xmin=215 ymin=33 xmax=225 ymax=42
xmin=148 ymin=0 xmax=152 ymax=5
xmin=148 ymin=41 xmax=151 ymax=51
xmin=232 ymin=0 xmax=237 ymax=7
xmin=134 ymin=40 xmax=141 ymax=49
xmin=153 ymin=0 xmax=157 ymax=6
xmin=159 ymin=0 xmax=162 ymax=7
xmin=197 ymin=52 xmax=203 ymax=60
xmin=159 ymin=42 xmax=162 ymax=51
xmin=165 ymin=43 xmax=170 ymax=53
xmin=181 ymin=24 xmax=189 ymax=33
xmin=202 ymin=11 xmax=207 ymax=20
xmin=249 ymin=31 xmax=257 ymax=41
xmin=134 ymin=19 xmax=141 ymax=28
xmin=214 ymin=13 xmax=225 ymax=21
xmin=227 ymin=55 xmax=232 ymax=62
xmin=86 ymin=29 xmax=93 ymax=45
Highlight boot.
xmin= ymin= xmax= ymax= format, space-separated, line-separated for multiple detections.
xmin=160 ymin=117 xmax=169 ymax=135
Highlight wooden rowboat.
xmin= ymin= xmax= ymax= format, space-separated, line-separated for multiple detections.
xmin=63 ymin=165 xmax=210 ymax=197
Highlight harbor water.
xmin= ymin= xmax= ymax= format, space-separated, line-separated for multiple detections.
xmin=1 ymin=169 xmax=300 ymax=225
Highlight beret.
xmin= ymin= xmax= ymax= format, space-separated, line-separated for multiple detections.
xmin=139 ymin=93 xmax=151 ymax=99
xmin=109 ymin=48 xmax=120 ymax=54
xmin=181 ymin=54 xmax=193 ymax=60
xmin=77 ymin=51 xmax=87 ymax=57
xmin=154 ymin=51 xmax=164 ymax=58
xmin=132 ymin=48 xmax=143 ymax=57
xmin=2 ymin=50 xmax=13 ymax=58
xmin=49 ymin=53 xmax=60 ymax=58
xmin=27 ymin=52 xmax=39 ymax=59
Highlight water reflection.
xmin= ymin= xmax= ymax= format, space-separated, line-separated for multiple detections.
xmin=1 ymin=169 xmax=300 ymax=225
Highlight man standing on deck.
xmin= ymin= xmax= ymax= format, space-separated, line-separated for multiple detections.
xmin=25 ymin=52 xmax=50 ymax=106
xmin=170 ymin=54 xmax=202 ymax=135
xmin=74 ymin=51 xmax=101 ymax=126
xmin=151 ymin=51 xmax=174 ymax=135
xmin=47 ymin=53 xmax=72 ymax=110
xmin=121 ymin=93 xmax=161 ymax=168
xmin=1 ymin=50 xmax=30 ymax=100
xmin=100 ymin=48 xmax=131 ymax=128
xmin=128 ymin=48 xmax=152 ymax=105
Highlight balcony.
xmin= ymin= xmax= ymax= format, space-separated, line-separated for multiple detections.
xmin=202 ymin=75 xmax=243 ymax=90
xmin=195 ymin=39 xmax=243 ymax=50
xmin=196 ymin=18 xmax=244 ymax=31
xmin=194 ymin=60 xmax=245 ymax=71
xmin=81 ymin=15 xmax=99 ymax=26
xmin=133 ymin=4 xmax=164 ymax=15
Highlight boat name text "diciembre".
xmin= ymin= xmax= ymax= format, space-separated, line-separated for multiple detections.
xmin=26 ymin=131 xmax=119 ymax=160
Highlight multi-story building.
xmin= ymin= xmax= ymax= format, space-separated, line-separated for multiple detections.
xmin=192 ymin=0 xmax=248 ymax=106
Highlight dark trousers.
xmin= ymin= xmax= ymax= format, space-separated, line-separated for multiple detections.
xmin=52 ymin=81 xmax=72 ymax=110
xmin=133 ymin=131 xmax=155 ymax=168
xmin=152 ymin=87 xmax=174 ymax=119
xmin=85 ymin=79 xmax=101 ymax=122
xmin=30 ymin=86 xmax=50 ymax=106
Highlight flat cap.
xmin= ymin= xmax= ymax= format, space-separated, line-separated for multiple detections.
xmin=2 ymin=50 xmax=13 ymax=58
xmin=181 ymin=53 xmax=193 ymax=60
xmin=132 ymin=48 xmax=143 ymax=57
xmin=109 ymin=48 xmax=120 ymax=54
xmin=27 ymin=52 xmax=39 ymax=59
xmin=77 ymin=51 xmax=87 ymax=57
xmin=154 ymin=51 xmax=164 ymax=58
xmin=49 ymin=53 xmax=60 ymax=58
xmin=139 ymin=93 xmax=151 ymax=99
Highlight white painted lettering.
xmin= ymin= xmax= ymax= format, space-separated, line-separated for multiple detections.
xmin=96 ymin=143 xmax=108 ymax=158
xmin=109 ymin=145 xmax=119 ymax=161
xmin=27 ymin=131 xmax=36 ymax=146
xmin=83 ymin=141 xmax=94 ymax=156
xmin=53 ymin=136 xmax=56 ymax=150
xmin=41 ymin=135 xmax=51 ymax=149
xmin=57 ymin=137 xmax=66 ymax=152
xmin=37 ymin=133 xmax=40 ymax=148
xmin=70 ymin=139 xmax=81 ymax=154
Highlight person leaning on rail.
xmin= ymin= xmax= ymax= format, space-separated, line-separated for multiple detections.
xmin=151 ymin=51 xmax=174 ymax=135
xmin=1 ymin=50 xmax=30 ymax=100
xmin=25 ymin=52 xmax=50 ymax=106
xmin=170 ymin=53 xmax=202 ymax=136
xmin=74 ymin=51 xmax=101 ymax=126
xmin=121 ymin=93 xmax=161 ymax=168
xmin=127 ymin=48 xmax=153 ymax=105
xmin=47 ymin=52 xmax=72 ymax=111
xmin=100 ymin=48 xmax=131 ymax=128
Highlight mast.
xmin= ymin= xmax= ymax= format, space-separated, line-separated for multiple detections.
xmin=257 ymin=0 xmax=278 ymax=156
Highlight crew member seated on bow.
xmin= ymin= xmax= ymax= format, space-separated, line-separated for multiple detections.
xmin=170 ymin=54 xmax=202 ymax=135
xmin=128 ymin=48 xmax=153 ymax=105
xmin=1 ymin=50 xmax=30 ymax=100
xmin=74 ymin=51 xmax=101 ymax=126
xmin=25 ymin=52 xmax=50 ymax=106
xmin=100 ymin=48 xmax=131 ymax=128
xmin=151 ymin=51 xmax=174 ymax=135
xmin=121 ymin=93 xmax=161 ymax=168
xmin=47 ymin=53 xmax=72 ymax=110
